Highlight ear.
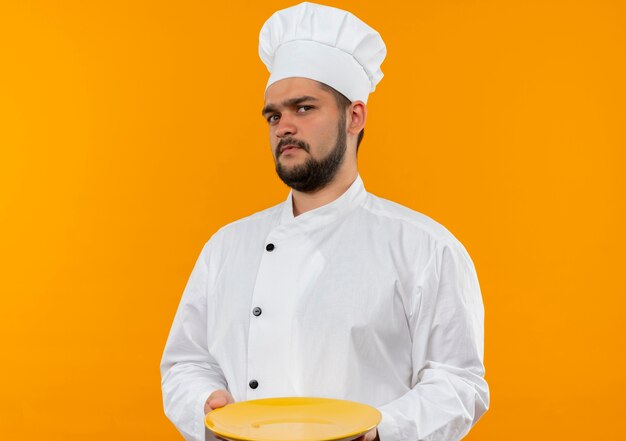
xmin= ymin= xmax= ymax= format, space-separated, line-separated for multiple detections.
xmin=347 ymin=101 xmax=367 ymax=135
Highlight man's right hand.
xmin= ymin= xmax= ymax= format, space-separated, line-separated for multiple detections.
xmin=204 ymin=389 xmax=235 ymax=414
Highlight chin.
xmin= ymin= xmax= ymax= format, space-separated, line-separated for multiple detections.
xmin=279 ymin=155 xmax=305 ymax=165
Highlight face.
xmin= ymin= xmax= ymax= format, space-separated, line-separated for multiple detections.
xmin=262 ymin=77 xmax=348 ymax=192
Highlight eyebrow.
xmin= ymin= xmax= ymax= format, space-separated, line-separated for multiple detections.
xmin=261 ymin=95 xmax=319 ymax=116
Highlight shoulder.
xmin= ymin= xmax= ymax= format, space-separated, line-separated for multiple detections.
xmin=201 ymin=201 xmax=284 ymax=253
xmin=361 ymin=192 xmax=478 ymax=277
xmin=362 ymin=192 xmax=462 ymax=247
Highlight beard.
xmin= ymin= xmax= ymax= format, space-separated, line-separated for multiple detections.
xmin=274 ymin=115 xmax=347 ymax=193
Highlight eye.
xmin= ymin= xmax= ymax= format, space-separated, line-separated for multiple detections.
xmin=297 ymin=105 xmax=313 ymax=113
xmin=267 ymin=114 xmax=280 ymax=124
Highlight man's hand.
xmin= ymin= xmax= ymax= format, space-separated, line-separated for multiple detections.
xmin=354 ymin=427 xmax=378 ymax=441
xmin=204 ymin=389 xmax=235 ymax=414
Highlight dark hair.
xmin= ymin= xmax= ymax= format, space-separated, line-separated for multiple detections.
xmin=317 ymin=82 xmax=365 ymax=152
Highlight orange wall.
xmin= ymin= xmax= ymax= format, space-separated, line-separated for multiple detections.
xmin=1 ymin=1 xmax=624 ymax=439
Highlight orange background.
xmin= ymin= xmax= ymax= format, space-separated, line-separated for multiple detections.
xmin=1 ymin=1 xmax=624 ymax=440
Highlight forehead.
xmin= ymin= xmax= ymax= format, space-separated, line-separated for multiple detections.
xmin=264 ymin=77 xmax=332 ymax=105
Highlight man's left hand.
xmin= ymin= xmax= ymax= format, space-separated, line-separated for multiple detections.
xmin=354 ymin=428 xmax=378 ymax=441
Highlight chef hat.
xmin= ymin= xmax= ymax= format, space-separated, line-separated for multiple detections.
xmin=259 ymin=2 xmax=386 ymax=104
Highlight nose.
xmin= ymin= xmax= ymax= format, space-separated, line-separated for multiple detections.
xmin=275 ymin=114 xmax=297 ymax=138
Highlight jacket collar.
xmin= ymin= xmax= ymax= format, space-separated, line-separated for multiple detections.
xmin=278 ymin=175 xmax=367 ymax=232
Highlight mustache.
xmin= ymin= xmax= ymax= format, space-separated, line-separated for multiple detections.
xmin=276 ymin=138 xmax=310 ymax=157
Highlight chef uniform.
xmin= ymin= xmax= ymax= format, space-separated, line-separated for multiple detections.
xmin=160 ymin=3 xmax=489 ymax=441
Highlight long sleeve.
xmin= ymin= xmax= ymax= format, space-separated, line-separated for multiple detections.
xmin=377 ymin=243 xmax=489 ymax=441
xmin=160 ymin=240 xmax=228 ymax=441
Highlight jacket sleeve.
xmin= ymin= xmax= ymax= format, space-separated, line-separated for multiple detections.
xmin=160 ymin=240 xmax=228 ymax=441
xmin=376 ymin=243 xmax=490 ymax=441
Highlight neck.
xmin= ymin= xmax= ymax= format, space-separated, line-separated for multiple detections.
xmin=291 ymin=168 xmax=358 ymax=216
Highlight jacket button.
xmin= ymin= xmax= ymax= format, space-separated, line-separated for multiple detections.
xmin=265 ymin=243 xmax=275 ymax=251
xmin=249 ymin=379 xmax=259 ymax=389
xmin=252 ymin=307 xmax=262 ymax=317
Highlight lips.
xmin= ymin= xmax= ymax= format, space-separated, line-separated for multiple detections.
xmin=280 ymin=144 xmax=300 ymax=153
xmin=276 ymin=139 xmax=308 ymax=158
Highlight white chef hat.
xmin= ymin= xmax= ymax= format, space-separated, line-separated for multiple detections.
xmin=259 ymin=2 xmax=386 ymax=104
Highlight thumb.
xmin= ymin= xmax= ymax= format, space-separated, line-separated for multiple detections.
xmin=209 ymin=396 xmax=228 ymax=409
xmin=207 ymin=390 xmax=235 ymax=411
